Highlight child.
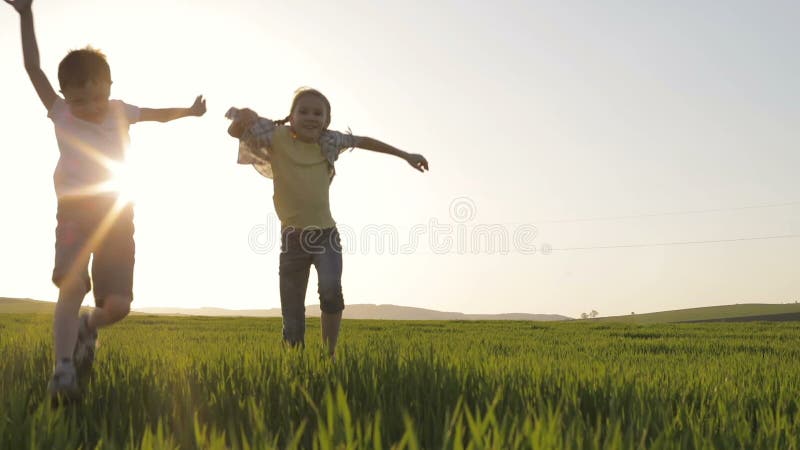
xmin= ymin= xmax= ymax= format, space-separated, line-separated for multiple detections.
xmin=227 ymin=88 xmax=428 ymax=358
xmin=5 ymin=0 xmax=207 ymax=403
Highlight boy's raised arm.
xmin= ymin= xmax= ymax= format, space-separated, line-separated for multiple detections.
xmin=6 ymin=0 xmax=58 ymax=110
xmin=139 ymin=95 xmax=207 ymax=122
xmin=353 ymin=136 xmax=429 ymax=173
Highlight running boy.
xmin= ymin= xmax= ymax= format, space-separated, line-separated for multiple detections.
xmin=5 ymin=0 xmax=207 ymax=402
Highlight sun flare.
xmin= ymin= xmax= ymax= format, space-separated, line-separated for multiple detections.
xmin=98 ymin=153 xmax=140 ymax=206
xmin=98 ymin=162 xmax=129 ymax=204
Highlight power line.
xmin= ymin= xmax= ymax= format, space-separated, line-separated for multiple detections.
xmin=551 ymin=233 xmax=800 ymax=252
xmin=523 ymin=200 xmax=800 ymax=225
xmin=355 ymin=200 xmax=800 ymax=229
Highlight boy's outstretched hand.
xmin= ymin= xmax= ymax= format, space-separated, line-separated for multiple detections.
xmin=4 ymin=0 xmax=33 ymax=13
xmin=405 ymin=153 xmax=429 ymax=173
xmin=190 ymin=95 xmax=207 ymax=117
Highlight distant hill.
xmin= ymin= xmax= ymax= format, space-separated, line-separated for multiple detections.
xmin=7 ymin=297 xmax=800 ymax=323
xmin=134 ymin=304 xmax=571 ymax=321
xmin=0 ymin=297 xmax=59 ymax=314
xmin=0 ymin=297 xmax=103 ymax=314
xmin=0 ymin=297 xmax=569 ymax=321
xmin=682 ymin=312 xmax=800 ymax=323
xmin=598 ymin=303 xmax=800 ymax=324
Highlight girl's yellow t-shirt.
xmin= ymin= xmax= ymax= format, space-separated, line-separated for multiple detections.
xmin=269 ymin=127 xmax=336 ymax=229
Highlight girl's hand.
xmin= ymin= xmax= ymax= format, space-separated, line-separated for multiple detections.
xmin=4 ymin=0 xmax=33 ymax=13
xmin=235 ymin=108 xmax=258 ymax=126
xmin=228 ymin=107 xmax=258 ymax=138
xmin=405 ymin=153 xmax=429 ymax=173
xmin=189 ymin=95 xmax=207 ymax=117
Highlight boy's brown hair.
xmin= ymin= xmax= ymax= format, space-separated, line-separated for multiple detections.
xmin=57 ymin=47 xmax=111 ymax=90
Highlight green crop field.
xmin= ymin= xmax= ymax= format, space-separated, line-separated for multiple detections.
xmin=2 ymin=314 xmax=800 ymax=449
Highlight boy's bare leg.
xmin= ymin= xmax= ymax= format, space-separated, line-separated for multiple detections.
xmin=321 ymin=311 xmax=342 ymax=357
xmin=50 ymin=278 xmax=84 ymax=402
xmin=87 ymin=294 xmax=131 ymax=330
xmin=53 ymin=279 xmax=86 ymax=363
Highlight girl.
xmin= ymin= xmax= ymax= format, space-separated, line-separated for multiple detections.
xmin=227 ymin=88 xmax=428 ymax=357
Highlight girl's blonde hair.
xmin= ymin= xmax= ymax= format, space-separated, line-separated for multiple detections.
xmin=274 ymin=87 xmax=332 ymax=129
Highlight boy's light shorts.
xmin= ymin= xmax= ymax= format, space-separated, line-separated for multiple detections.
xmin=52 ymin=196 xmax=135 ymax=306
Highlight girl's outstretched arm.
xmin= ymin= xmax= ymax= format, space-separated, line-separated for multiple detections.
xmin=354 ymin=136 xmax=429 ymax=173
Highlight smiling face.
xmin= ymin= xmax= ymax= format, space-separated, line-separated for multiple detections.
xmin=289 ymin=94 xmax=330 ymax=143
xmin=62 ymin=80 xmax=111 ymax=124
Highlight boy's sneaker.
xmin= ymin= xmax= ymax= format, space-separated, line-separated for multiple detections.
xmin=48 ymin=362 xmax=80 ymax=406
xmin=73 ymin=313 xmax=97 ymax=378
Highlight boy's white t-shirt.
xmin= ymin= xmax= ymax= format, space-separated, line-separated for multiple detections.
xmin=48 ymin=98 xmax=141 ymax=198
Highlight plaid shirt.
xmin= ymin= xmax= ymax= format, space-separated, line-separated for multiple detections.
xmin=225 ymin=107 xmax=356 ymax=181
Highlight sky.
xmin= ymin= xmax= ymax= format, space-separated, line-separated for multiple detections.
xmin=0 ymin=0 xmax=798 ymax=319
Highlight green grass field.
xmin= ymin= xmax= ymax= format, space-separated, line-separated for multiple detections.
xmin=2 ymin=314 xmax=800 ymax=449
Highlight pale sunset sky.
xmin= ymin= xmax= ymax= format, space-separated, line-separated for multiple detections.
xmin=0 ymin=0 xmax=797 ymax=318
